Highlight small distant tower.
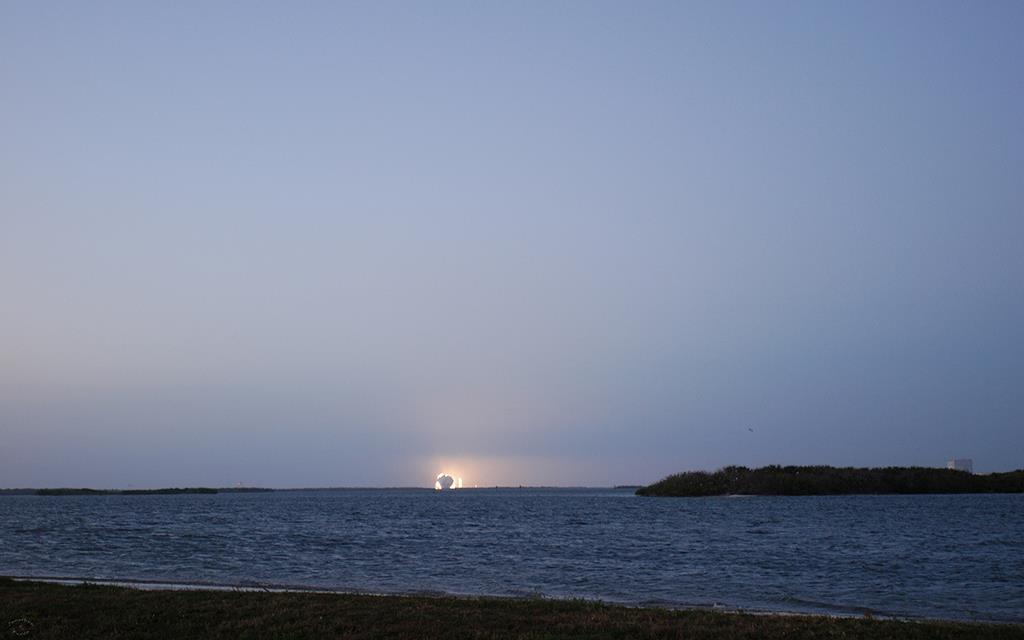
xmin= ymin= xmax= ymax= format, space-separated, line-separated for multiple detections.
xmin=947 ymin=458 xmax=973 ymax=474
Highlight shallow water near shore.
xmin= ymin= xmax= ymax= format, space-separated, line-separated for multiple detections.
xmin=2 ymin=489 xmax=1021 ymax=622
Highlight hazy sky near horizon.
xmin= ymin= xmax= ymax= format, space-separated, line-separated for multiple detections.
xmin=2 ymin=1 xmax=1022 ymax=488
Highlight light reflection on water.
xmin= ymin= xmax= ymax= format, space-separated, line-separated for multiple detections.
xmin=1 ymin=489 xmax=1021 ymax=622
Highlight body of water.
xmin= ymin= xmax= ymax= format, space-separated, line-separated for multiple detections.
xmin=1 ymin=489 xmax=1021 ymax=622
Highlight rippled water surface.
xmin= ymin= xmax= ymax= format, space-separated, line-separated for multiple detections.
xmin=2 ymin=489 xmax=1022 ymax=622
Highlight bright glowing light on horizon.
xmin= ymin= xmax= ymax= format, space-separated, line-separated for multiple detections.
xmin=434 ymin=473 xmax=465 ymax=490
xmin=435 ymin=473 xmax=455 ymax=490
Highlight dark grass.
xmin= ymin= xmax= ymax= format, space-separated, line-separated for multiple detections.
xmin=2 ymin=578 xmax=1022 ymax=639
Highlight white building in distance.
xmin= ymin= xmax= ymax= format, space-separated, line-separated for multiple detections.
xmin=947 ymin=458 xmax=973 ymax=473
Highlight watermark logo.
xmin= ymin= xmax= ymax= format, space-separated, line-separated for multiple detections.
xmin=8 ymin=618 xmax=33 ymax=637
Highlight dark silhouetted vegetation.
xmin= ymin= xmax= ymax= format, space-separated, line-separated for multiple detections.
xmin=1 ymin=578 xmax=1021 ymax=639
xmin=35 ymin=488 xmax=219 ymax=496
xmin=637 ymin=465 xmax=1024 ymax=497
xmin=1 ymin=487 xmax=275 ymax=496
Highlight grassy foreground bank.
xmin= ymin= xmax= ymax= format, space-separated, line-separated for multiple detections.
xmin=2 ymin=579 xmax=1021 ymax=639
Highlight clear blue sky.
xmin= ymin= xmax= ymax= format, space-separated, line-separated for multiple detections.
xmin=2 ymin=1 xmax=1022 ymax=487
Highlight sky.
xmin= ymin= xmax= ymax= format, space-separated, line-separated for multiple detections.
xmin=2 ymin=1 xmax=1022 ymax=488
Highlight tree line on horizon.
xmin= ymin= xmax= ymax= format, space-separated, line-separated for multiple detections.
xmin=637 ymin=465 xmax=1024 ymax=497
xmin=12 ymin=487 xmax=275 ymax=496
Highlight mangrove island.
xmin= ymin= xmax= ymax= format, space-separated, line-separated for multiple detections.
xmin=637 ymin=465 xmax=1024 ymax=497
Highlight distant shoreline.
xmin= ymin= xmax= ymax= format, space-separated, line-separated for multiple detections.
xmin=0 ymin=486 xmax=635 ymax=495
xmin=0 ymin=487 xmax=275 ymax=496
